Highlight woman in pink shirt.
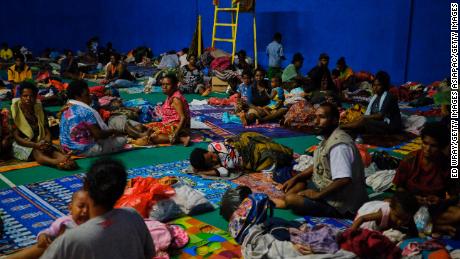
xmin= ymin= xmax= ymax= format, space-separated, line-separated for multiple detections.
xmin=136 ymin=74 xmax=191 ymax=146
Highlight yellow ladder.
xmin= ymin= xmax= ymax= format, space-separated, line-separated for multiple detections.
xmin=211 ymin=0 xmax=240 ymax=64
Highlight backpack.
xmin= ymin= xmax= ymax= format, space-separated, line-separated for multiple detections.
xmin=228 ymin=193 xmax=274 ymax=244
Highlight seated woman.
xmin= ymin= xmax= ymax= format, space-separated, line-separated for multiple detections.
xmin=60 ymin=80 xmax=127 ymax=157
xmin=105 ymin=53 xmax=135 ymax=88
xmin=332 ymin=57 xmax=353 ymax=92
xmin=189 ymin=132 xmax=293 ymax=177
xmin=238 ymin=68 xmax=271 ymax=126
xmin=11 ymin=82 xmax=77 ymax=169
xmin=60 ymin=50 xmax=81 ymax=79
xmin=393 ymin=122 xmax=459 ymax=237
xmin=134 ymin=74 xmax=191 ymax=146
xmin=340 ymin=71 xmax=402 ymax=137
xmin=281 ymin=53 xmax=304 ymax=86
xmin=8 ymin=55 xmax=32 ymax=94
xmin=178 ymin=54 xmax=206 ymax=94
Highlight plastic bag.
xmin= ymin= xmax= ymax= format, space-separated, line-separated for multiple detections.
xmin=115 ymin=177 xmax=175 ymax=217
xmin=414 ymin=206 xmax=432 ymax=237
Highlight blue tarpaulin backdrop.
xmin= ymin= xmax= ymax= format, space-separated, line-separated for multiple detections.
xmin=0 ymin=0 xmax=449 ymax=85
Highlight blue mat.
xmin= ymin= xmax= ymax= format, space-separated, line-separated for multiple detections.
xmin=298 ymin=216 xmax=353 ymax=232
xmin=192 ymin=107 xmax=307 ymax=141
xmin=0 ymin=161 xmax=236 ymax=254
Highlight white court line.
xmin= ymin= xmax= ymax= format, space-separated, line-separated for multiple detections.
xmin=0 ymin=173 xmax=16 ymax=188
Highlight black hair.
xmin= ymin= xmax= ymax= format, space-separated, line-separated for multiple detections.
xmin=292 ymin=52 xmax=304 ymax=63
xmin=162 ymin=73 xmax=179 ymax=86
xmin=319 ymin=102 xmax=340 ymax=121
xmin=220 ymin=186 xmax=252 ymax=221
xmin=237 ymin=50 xmax=247 ymax=57
xmin=374 ymin=70 xmax=391 ymax=91
xmin=65 ymin=49 xmax=73 ymax=56
xmin=1 ymin=42 xmax=7 ymax=48
xmin=271 ymin=75 xmax=282 ymax=83
xmin=274 ymin=32 xmax=282 ymax=41
xmin=390 ymin=191 xmax=419 ymax=216
xmin=71 ymin=189 xmax=87 ymax=203
xmin=67 ymin=79 xmax=89 ymax=100
xmin=19 ymin=81 xmax=38 ymax=96
xmin=15 ymin=55 xmax=25 ymax=63
xmin=421 ymin=122 xmax=450 ymax=148
xmin=254 ymin=67 xmax=266 ymax=76
xmin=111 ymin=53 xmax=121 ymax=62
xmin=189 ymin=148 xmax=211 ymax=170
xmin=337 ymin=57 xmax=346 ymax=66
xmin=319 ymin=53 xmax=329 ymax=60
xmin=84 ymin=158 xmax=127 ymax=210
xmin=241 ymin=70 xmax=253 ymax=78
xmin=182 ymin=48 xmax=189 ymax=54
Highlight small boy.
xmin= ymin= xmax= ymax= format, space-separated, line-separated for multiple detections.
xmin=235 ymin=71 xmax=253 ymax=113
xmin=266 ymin=33 xmax=285 ymax=79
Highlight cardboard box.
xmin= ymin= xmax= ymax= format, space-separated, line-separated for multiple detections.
xmin=211 ymin=76 xmax=229 ymax=92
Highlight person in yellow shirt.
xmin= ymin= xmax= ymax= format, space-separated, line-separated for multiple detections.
xmin=0 ymin=43 xmax=13 ymax=61
xmin=8 ymin=55 xmax=32 ymax=84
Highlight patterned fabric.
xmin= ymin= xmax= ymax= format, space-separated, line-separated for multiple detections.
xmin=12 ymin=141 xmax=33 ymax=161
xmin=290 ymin=224 xmax=340 ymax=254
xmin=283 ymin=100 xmax=316 ymax=131
xmin=59 ymin=104 xmax=98 ymax=154
xmin=145 ymin=121 xmax=177 ymax=141
xmin=179 ymin=65 xmax=204 ymax=93
xmin=159 ymin=90 xmax=190 ymax=126
xmin=208 ymin=142 xmax=242 ymax=170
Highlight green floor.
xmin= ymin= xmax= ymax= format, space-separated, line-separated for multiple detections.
xmin=0 ymin=87 xmax=322 ymax=230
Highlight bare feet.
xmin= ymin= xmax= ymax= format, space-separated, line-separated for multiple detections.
xmin=180 ymin=136 xmax=191 ymax=147
xmin=239 ymin=112 xmax=248 ymax=126
xmin=271 ymin=198 xmax=287 ymax=209
xmin=201 ymin=88 xmax=211 ymax=97
xmin=131 ymin=136 xmax=149 ymax=146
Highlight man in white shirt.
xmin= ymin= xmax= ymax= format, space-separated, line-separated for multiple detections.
xmin=276 ymin=103 xmax=368 ymax=218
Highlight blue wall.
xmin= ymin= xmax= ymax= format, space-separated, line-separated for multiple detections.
xmin=0 ymin=0 xmax=450 ymax=85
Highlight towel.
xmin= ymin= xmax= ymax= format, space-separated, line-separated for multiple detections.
xmin=365 ymin=91 xmax=387 ymax=116
xmin=11 ymin=98 xmax=46 ymax=141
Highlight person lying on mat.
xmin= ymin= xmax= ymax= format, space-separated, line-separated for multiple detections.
xmin=40 ymin=158 xmax=155 ymax=259
xmin=7 ymin=190 xmax=90 ymax=259
xmin=105 ymin=53 xmax=135 ymax=88
xmin=59 ymin=80 xmax=127 ymax=157
xmin=393 ymin=122 xmax=460 ymax=237
xmin=132 ymin=74 xmax=191 ymax=146
xmin=189 ymin=132 xmax=293 ymax=177
xmin=11 ymin=82 xmax=77 ymax=170
xmin=340 ymin=71 xmax=402 ymax=138
xmin=351 ymin=191 xmax=419 ymax=233
xmin=274 ymin=102 xmax=368 ymax=218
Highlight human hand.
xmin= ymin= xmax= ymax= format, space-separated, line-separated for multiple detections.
xmin=282 ymin=176 xmax=298 ymax=192
xmin=294 ymin=244 xmax=312 ymax=255
xmin=297 ymin=189 xmax=321 ymax=200
xmin=37 ymin=234 xmax=52 ymax=249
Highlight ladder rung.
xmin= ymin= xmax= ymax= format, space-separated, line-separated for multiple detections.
xmin=213 ymin=38 xmax=234 ymax=43
xmin=215 ymin=23 xmax=237 ymax=27
xmin=216 ymin=8 xmax=238 ymax=11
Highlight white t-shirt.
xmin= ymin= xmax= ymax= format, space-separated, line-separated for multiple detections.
xmin=40 ymin=208 xmax=154 ymax=259
xmin=329 ymin=144 xmax=354 ymax=180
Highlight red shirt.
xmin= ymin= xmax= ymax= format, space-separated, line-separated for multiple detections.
xmin=393 ymin=149 xmax=452 ymax=197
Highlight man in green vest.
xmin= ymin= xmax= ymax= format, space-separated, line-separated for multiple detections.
xmin=277 ymin=102 xmax=368 ymax=218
